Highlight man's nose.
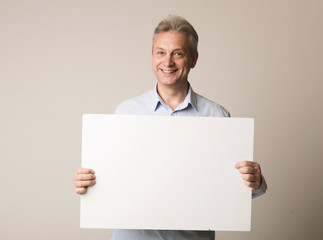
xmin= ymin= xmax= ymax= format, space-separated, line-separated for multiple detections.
xmin=164 ymin=53 xmax=174 ymax=67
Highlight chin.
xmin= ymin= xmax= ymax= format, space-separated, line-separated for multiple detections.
xmin=158 ymin=79 xmax=178 ymax=86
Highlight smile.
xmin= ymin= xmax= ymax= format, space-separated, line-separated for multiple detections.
xmin=161 ymin=69 xmax=177 ymax=73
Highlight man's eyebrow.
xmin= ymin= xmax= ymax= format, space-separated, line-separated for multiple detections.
xmin=173 ymin=48 xmax=185 ymax=51
xmin=154 ymin=47 xmax=165 ymax=50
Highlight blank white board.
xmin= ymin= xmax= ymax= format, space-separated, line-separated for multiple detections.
xmin=81 ymin=114 xmax=253 ymax=231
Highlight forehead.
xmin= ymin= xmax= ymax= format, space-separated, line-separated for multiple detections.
xmin=153 ymin=30 xmax=189 ymax=50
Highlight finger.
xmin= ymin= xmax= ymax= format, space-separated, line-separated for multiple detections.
xmin=75 ymin=187 xmax=88 ymax=194
xmin=241 ymin=174 xmax=258 ymax=182
xmin=235 ymin=161 xmax=259 ymax=169
xmin=74 ymin=173 xmax=96 ymax=181
xmin=237 ymin=166 xmax=259 ymax=174
xmin=74 ymin=179 xmax=96 ymax=188
xmin=244 ymin=177 xmax=261 ymax=190
xmin=76 ymin=167 xmax=95 ymax=174
xmin=243 ymin=180 xmax=260 ymax=190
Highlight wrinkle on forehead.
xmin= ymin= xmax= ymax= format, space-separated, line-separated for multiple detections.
xmin=152 ymin=30 xmax=190 ymax=53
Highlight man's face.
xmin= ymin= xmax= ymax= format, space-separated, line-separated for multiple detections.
xmin=152 ymin=30 xmax=198 ymax=88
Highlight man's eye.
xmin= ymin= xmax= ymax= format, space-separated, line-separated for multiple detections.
xmin=157 ymin=51 xmax=164 ymax=54
xmin=174 ymin=52 xmax=183 ymax=57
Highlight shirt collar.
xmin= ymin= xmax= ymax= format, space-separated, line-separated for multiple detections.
xmin=152 ymin=83 xmax=198 ymax=112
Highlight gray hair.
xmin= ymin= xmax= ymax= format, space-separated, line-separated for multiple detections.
xmin=152 ymin=15 xmax=199 ymax=56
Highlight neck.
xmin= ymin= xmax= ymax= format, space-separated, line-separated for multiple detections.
xmin=157 ymin=81 xmax=189 ymax=111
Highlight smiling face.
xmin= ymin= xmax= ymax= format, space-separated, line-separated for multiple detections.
xmin=152 ymin=30 xmax=198 ymax=88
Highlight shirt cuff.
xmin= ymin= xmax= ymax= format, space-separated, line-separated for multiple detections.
xmin=252 ymin=175 xmax=267 ymax=199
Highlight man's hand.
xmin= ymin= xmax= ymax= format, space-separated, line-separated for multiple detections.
xmin=74 ymin=167 xmax=96 ymax=194
xmin=235 ymin=161 xmax=262 ymax=190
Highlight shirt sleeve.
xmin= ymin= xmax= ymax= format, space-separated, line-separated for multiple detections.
xmin=252 ymin=175 xmax=267 ymax=199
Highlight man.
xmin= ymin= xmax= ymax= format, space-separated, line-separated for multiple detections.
xmin=74 ymin=15 xmax=267 ymax=240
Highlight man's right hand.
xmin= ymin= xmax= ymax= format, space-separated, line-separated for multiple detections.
xmin=74 ymin=167 xmax=96 ymax=194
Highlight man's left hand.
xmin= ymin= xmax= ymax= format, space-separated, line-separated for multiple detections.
xmin=235 ymin=161 xmax=262 ymax=190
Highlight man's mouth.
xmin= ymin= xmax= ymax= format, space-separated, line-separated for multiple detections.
xmin=161 ymin=69 xmax=177 ymax=73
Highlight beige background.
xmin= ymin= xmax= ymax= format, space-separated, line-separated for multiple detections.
xmin=0 ymin=0 xmax=322 ymax=239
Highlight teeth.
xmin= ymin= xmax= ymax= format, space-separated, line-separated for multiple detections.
xmin=163 ymin=70 xmax=176 ymax=73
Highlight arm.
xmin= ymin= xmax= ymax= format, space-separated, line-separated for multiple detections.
xmin=73 ymin=167 xmax=96 ymax=194
xmin=235 ymin=161 xmax=267 ymax=198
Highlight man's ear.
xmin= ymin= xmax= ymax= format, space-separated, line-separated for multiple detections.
xmin=191 ymin=51 xmax=199 ymax=68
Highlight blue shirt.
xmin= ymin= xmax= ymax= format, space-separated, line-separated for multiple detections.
xmin=112 ymin=84 xmax=267 ymax=240
xmin=115 ymin=85 xmax=230 ymax=117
